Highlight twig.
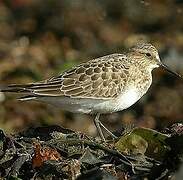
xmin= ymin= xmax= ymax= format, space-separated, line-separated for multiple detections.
xmin=45 ymin=138 xmax=155 ymax=172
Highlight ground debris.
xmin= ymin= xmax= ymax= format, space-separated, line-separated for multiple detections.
xmin=0 ymin=124 xmax=183 ymax=179
xmin=32 ymin=142 xmax=61 ymax=168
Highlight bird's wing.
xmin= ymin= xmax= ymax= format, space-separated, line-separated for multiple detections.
xmin=2 ymin=54 xmax=130 ymax=99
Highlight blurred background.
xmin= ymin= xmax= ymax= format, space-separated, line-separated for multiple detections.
xmin=0 ymin=0 xmax=182 ymax=136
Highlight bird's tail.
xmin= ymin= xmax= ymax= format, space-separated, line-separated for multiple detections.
xmin=0 ymin=84 xmax=36 ymax=100
xmin=0 ymin=84 xmax=32 ymax=93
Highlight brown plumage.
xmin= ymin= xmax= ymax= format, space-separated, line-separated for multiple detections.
xmin=1 ymin=43 xmax=182 ymax=141
xmin=1 ymin=54 xmax=130 ymax=99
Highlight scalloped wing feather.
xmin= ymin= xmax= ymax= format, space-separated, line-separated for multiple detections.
xmin=3 ymin=54 xmax=130 ymax=100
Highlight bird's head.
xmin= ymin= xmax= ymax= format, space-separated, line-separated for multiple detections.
xmin=128 ymin=43 xmax=182 ymax=79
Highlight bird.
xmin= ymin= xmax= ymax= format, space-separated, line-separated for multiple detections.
xmin=0 ymin=43 xmax=182 ymax=141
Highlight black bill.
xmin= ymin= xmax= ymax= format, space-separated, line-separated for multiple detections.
xmin=161 ymin=63 xmax=182 ymax=79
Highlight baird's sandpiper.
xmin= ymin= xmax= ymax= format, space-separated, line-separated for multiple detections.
xmin=1 ymin=43 xmax=182 ymax=141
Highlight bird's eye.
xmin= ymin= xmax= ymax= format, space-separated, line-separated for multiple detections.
xmin=145 ymin=53 xmax=151 ymax=57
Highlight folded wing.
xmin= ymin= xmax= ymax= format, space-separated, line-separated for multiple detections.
xmin=1 ymin=54 xmax=130 ymax=100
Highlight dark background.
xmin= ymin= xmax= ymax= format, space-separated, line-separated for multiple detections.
xmin=0 ymin=0 xmax=182 ymax=137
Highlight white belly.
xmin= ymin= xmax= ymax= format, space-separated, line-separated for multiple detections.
xmin=113 ymin=88 xmax=141 ymax=111
xmin=93 ymin=87 xmax=141 ymax=113
xmin=39 ymin=87 xmax=143 ymax=114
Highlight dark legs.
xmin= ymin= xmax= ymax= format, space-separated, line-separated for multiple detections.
xmin=93 ymin=113 xmax=117 ymax=141
xmin=93 ymin=113 xmax=105 ymax=141
xmin=99 ymin=121 xmax=117 ymax=139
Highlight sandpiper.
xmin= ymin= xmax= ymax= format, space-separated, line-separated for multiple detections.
xmin=1 ymin=43 xmax=182 ymax=141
